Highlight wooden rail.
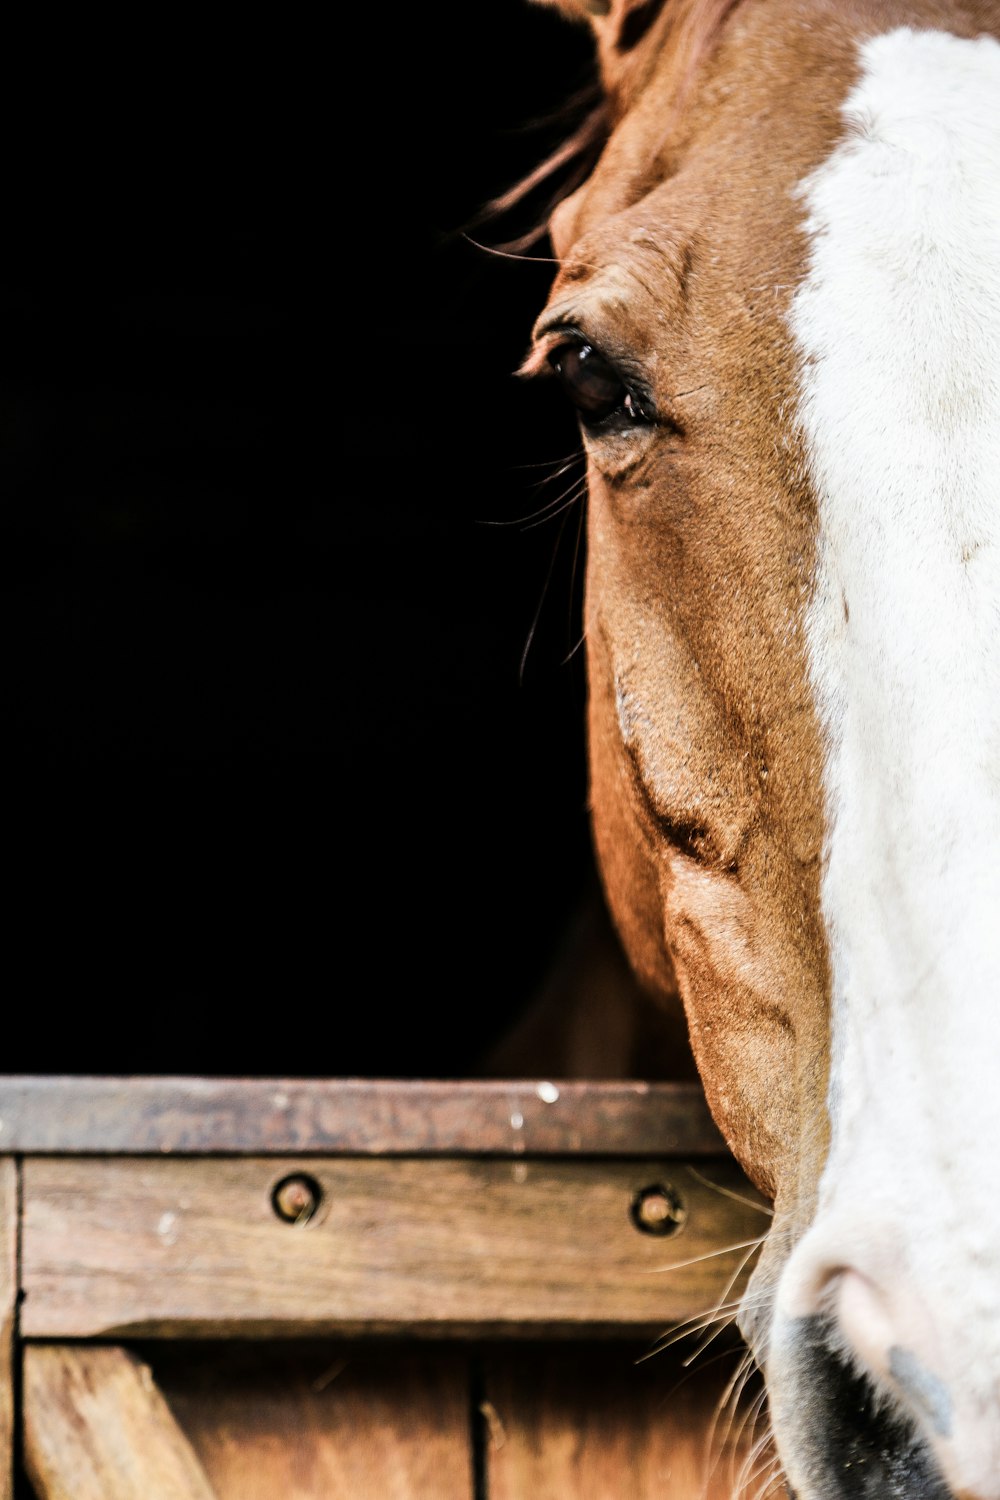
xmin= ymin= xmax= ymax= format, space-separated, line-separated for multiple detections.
xmin=20 ymin=1155 xmax=762 ymax=1339
xmin=0 ymin=1076 xmax=725 ymax=1156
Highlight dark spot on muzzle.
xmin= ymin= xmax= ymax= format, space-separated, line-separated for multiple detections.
xmin=779 ymin=1317 xmax=952 ymax=1499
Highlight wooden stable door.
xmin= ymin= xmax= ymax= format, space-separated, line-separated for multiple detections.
xmin=0 ymin=1077 xmax=784 ymax=1500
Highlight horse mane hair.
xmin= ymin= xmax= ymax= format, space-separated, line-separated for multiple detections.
xmin=480 ymin=85 xmax=610 ymax=253
xmin=482 ymin=0 xmax=740 ymax=252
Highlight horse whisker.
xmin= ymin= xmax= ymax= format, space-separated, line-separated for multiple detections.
xmin=698 ymin=1348 xmax=756 ymax=1489
xmin=480 ymin=467 xmax=585 ymax=528
xmin=734 ymin=1394 xmax=780 ymax=1500
xmin=683 ymin=1239 xmax=764 ymax=1365
xmin=521 ymin=482 xmax=586 ymax=530
xmin=686 ymin=1165 xmax=774 ymax=1217
xmin=643 ymin=1283 xmax=777 ymax=1362
xmin=511 ymin=451 xmax=583 ymax=474
xmin=519 ymin=508 xmax=571 ymax=684
xmin=732 ymin=1386 xmax=769 ymax=1475
xmin=634 ymin=1307 xmax=741 ymax=1363
xmin=707 ymin=1347 xmax=757 ymax=1465
xmin=561 ymin=627 xmax=587 ymax=666
xmin=460 ymin=231 xmax=564 ymax=266
xmin=653 ymin=1233 xmax=768 ymax=1273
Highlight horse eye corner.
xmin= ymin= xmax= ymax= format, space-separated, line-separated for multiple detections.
xmin=515 ymin=342 xmax=555 ymax=381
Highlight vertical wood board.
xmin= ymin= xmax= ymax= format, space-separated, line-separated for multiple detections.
xmin=156 ymin=1345 xmax=473 ymax=1500
xmin=0 ymin=1160 xmax=15 ymax=1500
xmin=484 ymin=1345 xmax=788 ymax=1500
xmin=22 ymin=1344 xmax=217 ymax=1500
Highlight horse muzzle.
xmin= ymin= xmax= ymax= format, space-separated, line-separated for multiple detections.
xmin=766 ymin=1230 xmax=1000 ymax=1500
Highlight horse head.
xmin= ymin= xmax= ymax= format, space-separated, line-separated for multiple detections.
xmin=520 ymin=1 xmax=1000 ymax=1494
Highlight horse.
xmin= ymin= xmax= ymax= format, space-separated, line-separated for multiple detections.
xmin=513 ymin=1 xmax=1000 ymax=1495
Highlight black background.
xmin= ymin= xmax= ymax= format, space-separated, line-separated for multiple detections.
xmin=1 ymin=6 xmax=606 ymax=1075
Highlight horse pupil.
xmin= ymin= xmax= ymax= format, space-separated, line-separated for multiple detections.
xmin=550 ymin=340 xmax=630 ymax=422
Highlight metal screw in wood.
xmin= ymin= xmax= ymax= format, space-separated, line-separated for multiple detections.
xmin=630 ymin=1183 xmax=686 ymax=1237
xmin=271 ymin=1173 xmax=322 ymax=1225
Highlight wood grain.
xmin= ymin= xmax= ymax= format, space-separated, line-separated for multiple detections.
xmin=484 ymin=1344 xmax=787 ymax=1499
xmin=22 ymin=1344 xmax=218 ymax=1500
xmin=20 ymin=1156 xmax=767 ymax=1338
xmin=155 ymin=1344 xmax=473 ymax=1500
xmin=0 ymin=1161 xmax=15 ymax=1500
xmin=0 ymin=1076 xmax=725 ymax=1156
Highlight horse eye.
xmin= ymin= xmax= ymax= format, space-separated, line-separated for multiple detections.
xmin=547 ymin=340 xmax=648 ymax=428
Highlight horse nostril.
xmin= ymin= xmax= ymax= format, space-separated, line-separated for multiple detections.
xmin=833 ymin=1268 xmax=897 ymax=1380
xmin=829 ymin=1269 xmax=955 ymax=1446
xmin=773 ymin=1316 xmax=952 ymax=1500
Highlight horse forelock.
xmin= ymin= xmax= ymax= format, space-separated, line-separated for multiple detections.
xmin=486 ymin=0 xmax=739 ymax=251
xmin=588 ymin=0 xmax=743 ymax=114
xmin=536 ymin=0 xmax=739 ymax=84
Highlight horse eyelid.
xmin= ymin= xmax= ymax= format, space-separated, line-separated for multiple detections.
xmin=516 ymin=324 xmax=586 ymax=380
xmin=515 ymin=341 xmax=559 ymax=381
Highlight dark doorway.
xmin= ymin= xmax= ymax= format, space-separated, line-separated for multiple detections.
xmin=0 ymin=5 xmax=615 ymax=1076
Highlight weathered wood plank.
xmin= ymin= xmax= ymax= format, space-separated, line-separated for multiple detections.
xmin=156 ymin=1344 xmax=473 ymax=1500
xmin=0 ymin=1076 xmax=725 ymax=1156
xmin=484 ymin=1344 xmax=787 ymax=1499
xmin=22 ymin=1344 xmax=218 ymax=1500
xmin=21 ymin=1156 xmax=766 ymax=1338
xmin=0 ymin=1161 xmax=15 ymax=1500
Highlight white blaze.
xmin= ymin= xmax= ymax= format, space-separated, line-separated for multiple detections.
xmin=787 ymin=25 xmax=1000 ymax=1489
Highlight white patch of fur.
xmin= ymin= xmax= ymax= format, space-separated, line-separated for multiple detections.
xmin=781 ymin=27 xmax=1000 ymax=1494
